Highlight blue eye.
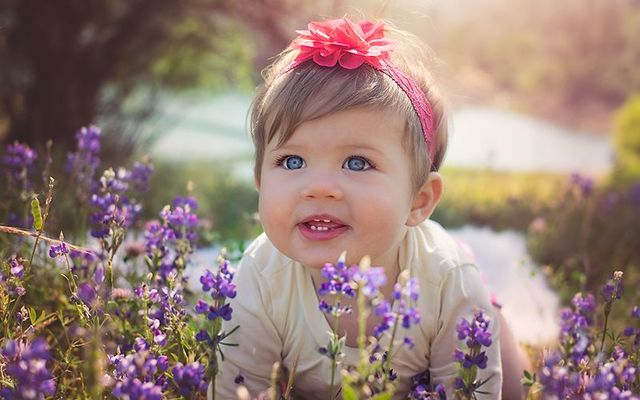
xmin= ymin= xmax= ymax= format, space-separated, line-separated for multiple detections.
xmin=282 ymin=155 xmax=305 ymax=170
xmin=343 ymin=156 xmax=371 ymax=171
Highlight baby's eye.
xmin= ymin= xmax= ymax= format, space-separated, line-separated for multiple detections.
xmin=279 ymin=155 xmax=305 ymax=170
xmin=343 ymin=156 xmax=372 ymax=171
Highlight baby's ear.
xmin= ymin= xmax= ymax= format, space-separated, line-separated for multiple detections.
xmin=406 ymin=172 xmax=443 ymax=227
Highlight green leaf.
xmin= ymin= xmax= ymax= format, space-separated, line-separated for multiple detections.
xmin=31 ymin=197 xmax=42 ymax=231
xmin=28 ymin=307 xmax=37 ymax=325
xmin=36 ymin=310 xmax=46 ymax=324
xmin=342 ymin=383 xmax=358 ymax=400
xmin=371 ymin=392 xmax=392 ymax=400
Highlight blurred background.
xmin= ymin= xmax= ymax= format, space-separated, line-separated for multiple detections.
xmin=1 ymin=0 xmax=639 ymax=345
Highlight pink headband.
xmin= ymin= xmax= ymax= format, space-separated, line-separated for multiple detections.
xmin=286 ymin=18 xmax=436 ymax=162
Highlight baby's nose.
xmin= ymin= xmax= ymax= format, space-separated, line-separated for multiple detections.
xmin=300 ymin=172 xmax=343 ymax=200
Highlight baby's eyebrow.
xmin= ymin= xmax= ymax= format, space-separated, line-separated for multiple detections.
xmin=269 ymin=142 xmax=386 ymax=156
xmin=335 ymin=143 xmax=386 ymax=155
xmin=269 ymin=143 xmax=304 ymax=153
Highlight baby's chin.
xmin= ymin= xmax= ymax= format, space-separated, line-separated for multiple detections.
xmin=297 ymin=252 xmax=369 ymax=270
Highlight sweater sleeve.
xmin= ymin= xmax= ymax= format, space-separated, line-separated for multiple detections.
xmin=213 ymin=255 xmax=283 ymax=399
xmin=428 ymin=263 xmax=503 ymax=399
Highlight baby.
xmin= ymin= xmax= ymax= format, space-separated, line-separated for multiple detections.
xmin=213 ymin=18 xmax=520 ymax=399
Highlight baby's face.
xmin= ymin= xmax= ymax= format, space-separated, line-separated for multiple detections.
xmin=257 ymin=106 xmax=419 ymax=270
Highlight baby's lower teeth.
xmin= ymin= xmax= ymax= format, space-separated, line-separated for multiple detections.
xmin=310 ymin=225 xmax=329 ymax=231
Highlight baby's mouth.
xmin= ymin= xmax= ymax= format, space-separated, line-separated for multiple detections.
xmin=298 ymin=215 xmax=350 ymax=240
xmin=303 ymin=218 xmax=346 ymax=231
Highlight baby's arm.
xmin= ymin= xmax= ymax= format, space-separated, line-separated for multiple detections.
xmin=428 ymin=263 xmax=503 ymax=399
xmin=213 ymin=256 xmax=283 ymax=399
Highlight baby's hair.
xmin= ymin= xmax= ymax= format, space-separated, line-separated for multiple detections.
xmin=250 ymin=23 xmax=449 ymax=192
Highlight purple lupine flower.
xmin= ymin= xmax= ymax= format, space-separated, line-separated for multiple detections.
xmin=144 ymin=198 xmax=199 ymax=282
xmin=350 ymin=265 xmax=387 ymax=298
xmin=0 ymin=338 xmax=56 ymax=399
xmin=196 ymin=256 xmax=236 ymax=324
xmin=199 ymin=262 xmax=236 ymax=299
xmin=147 ymin=317 xmax=167 ymax=346
xmin=48 ymin=241 xmax=69 ymax=258
xmin=140 ymin=284 xmax=186 ymax=348
xmin=572 ymin=292 xmax=597 ymax=314
xmin=134 ymin=337 xmax=149 ymax=352
xmin=9 ymin=257 xmax=24 ymax=278
xmin=94 ymin=264 xmax=105 ymax=285
xmin=2 ymin=258 xmax=27 ymax=298
xmin=109 ymin=351 xmax=166 ymax=400
xmin=626 ymin=305 xmax=640 ymax=349
xmin=318 ymin=299 xmax=334 ymax=314
xmin=195 ymin=330 xmax=210 ymax=342
xmin=569 ymin=172 xmax=594 ymax=197
xmin=539 ymin=350 xmax=582 ymax=398
xmin=66 ymin=126 xmax=101 ymax=201
xmin=77 ymin=282 xmax=97 ymax=307
xmin=160 ymin=204 xmax=199 ymax=242
xmin=172 ymin=195 xmax=198 ymax=210
xmin=584 ymin=358 xmax=638 ymax=398
xmin=373 ymin=305 xmax=395 ymax=337
xmin=90 ymin=167 xmax=143 ymax=239
xmin=68 ymin=249 xmax=98 ymax=278
xmin=16 ymin=307 xmax=28 ymax=324
xmin=318 ymin=260 xmax=356 ymax=298
xmin=2 ymin=142 xmax=37 ymax=190
xmin=129 ymin=160 xmax=154 ymax=192
xmin=372 ymin=273 xmax=420 ymax=347
xmin=171 ymin=362 xmax=208 ymax=397
xmin=409 ymin=370 xmax=447 ymax=399
xmin=456 ymin=311 xmax=492 ymax=349
xmin=453 ymin=310 xmax=494 ymax=398
xmin=559 ymin=293 xmax=596 ymax=357
xmin=601 ymin=271 xmax=624 ymax=302
xmin=404 ymin=336 xmax=416 ymax=349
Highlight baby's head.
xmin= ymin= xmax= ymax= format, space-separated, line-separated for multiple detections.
xmin=250 ymin=18 xmax=449 ymax=269
xmin=251 ymin=20 xmax=449 ymax=193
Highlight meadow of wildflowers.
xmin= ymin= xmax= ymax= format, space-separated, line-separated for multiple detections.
xmin=1 ymin=128 xmax=638 ymax=399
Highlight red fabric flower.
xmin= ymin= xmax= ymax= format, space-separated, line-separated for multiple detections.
xmin=291 ymin=18 xmax=395 ymax=70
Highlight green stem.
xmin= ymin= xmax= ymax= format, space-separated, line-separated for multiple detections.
xmin=600 ymin=305 xmax=611 ymax=353
xmin=357 ymin=284 xmax=367 ymax=369
xmin=328 ymin=294 xmax=341 ymax=400
xmin=26 ymin=230 xmax=42 ymax=277
xmin=382 ymin=314 xmax=400 ymax=386
xmin=64 ymin=252 xmax=78 ymax=292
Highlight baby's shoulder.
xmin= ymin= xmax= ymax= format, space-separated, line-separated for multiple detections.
xmin=412 ymin=220 xmax=479 ymax=285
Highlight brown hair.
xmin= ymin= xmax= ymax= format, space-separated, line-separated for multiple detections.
xmin=250 ymin=25 xmax=449 ymax=192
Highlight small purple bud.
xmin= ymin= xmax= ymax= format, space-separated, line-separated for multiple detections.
xmin=9 ymin=258 xmax=24 ymax=278
xmin=77 ymin=283 xmax=96 ymax=306
xmin=48 ymin=242 xmax=69 ymax=258
xmin=94 ymin=265 xmax=105 ymax=284
xmin=195 ymin=330 xmax=210 ymax=342
xmin=134 ymin=337 xmax=148 ymax=351
xmin=195 ymin=300 xmax=208 ymax=314
xmin=403 ymin=336 xmax=415 ymax=348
